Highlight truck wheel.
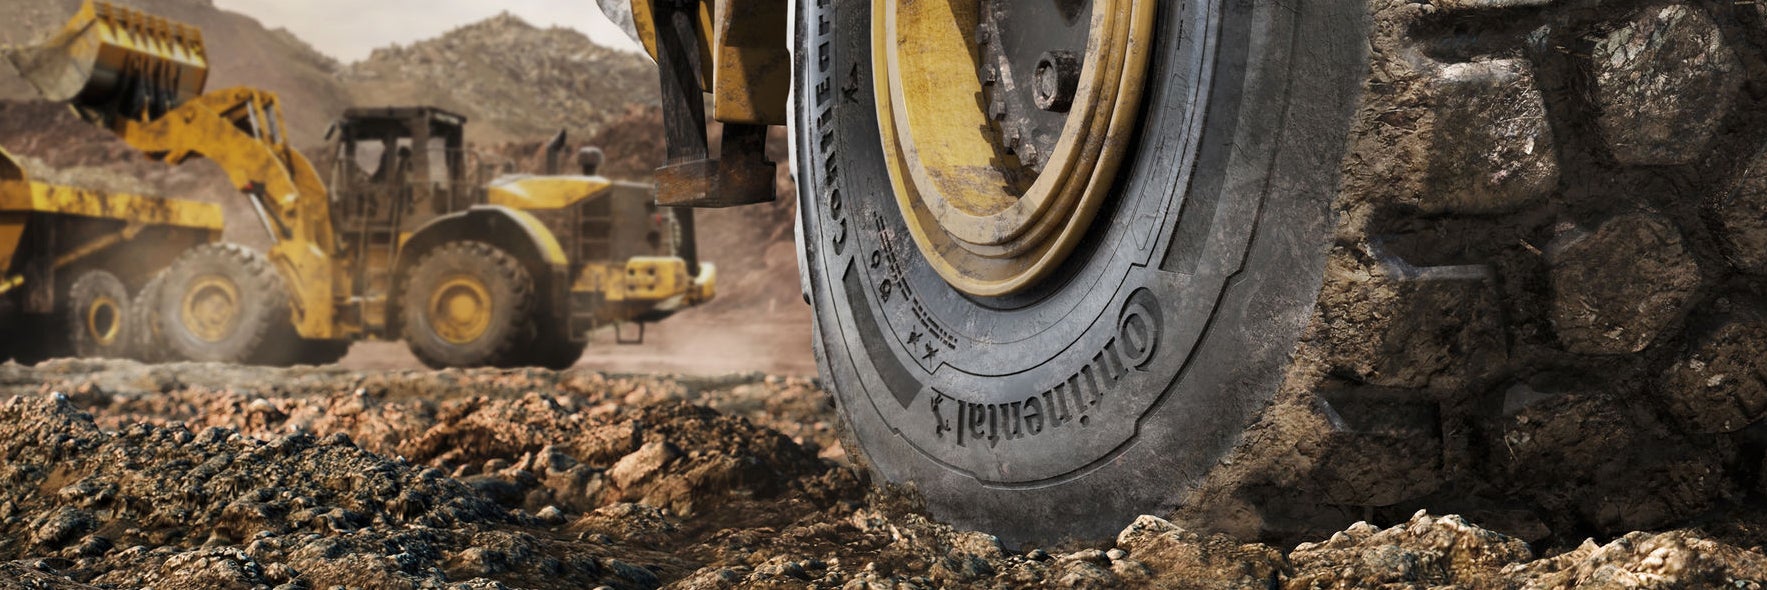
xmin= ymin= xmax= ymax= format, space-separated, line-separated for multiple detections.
xmin=67 ymin=270 xmax=133 ymax=359
xmin=156 ymin=244 xmax=295 ymax=365
xmin=401 ymin=241 xmax=536 ymax=369
xmin=797 ymin=0 xmax=1767 ymax=545
xmin=129 ymin=272 xmax=172 ymax=363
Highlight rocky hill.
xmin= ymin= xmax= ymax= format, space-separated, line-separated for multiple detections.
xmin=341 ymin=13 xmax=659 ymax=144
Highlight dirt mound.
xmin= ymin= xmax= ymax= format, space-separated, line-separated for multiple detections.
xmin=2 ymin=361 xmax=1766 ymax=589
xmin=342 ymin=12 xmax=658 ymax=145
xmin=0 ymin=100 xmax=269 ymax=247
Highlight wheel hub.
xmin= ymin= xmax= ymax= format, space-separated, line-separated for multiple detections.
xmin=429 ymin=276 xmax=493 ymax=345
xmin=181 ymin=276 xmax=240 ymax=343
xmin=86 ymin=295 xmax=122 ymax=346
xmin=873 ymin=0 xmax=1157 ymax=297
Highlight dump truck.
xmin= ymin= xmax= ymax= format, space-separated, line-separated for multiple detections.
xmin=0 ymin=147 xmax=222 ymax=365
xmin=5 ymin=1 xmax=714 ymax=369
xmin=587 ymin=0 xmax=1767 ymax=546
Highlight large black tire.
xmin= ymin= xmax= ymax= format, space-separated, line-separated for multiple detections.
xmin=518 ymin=330 xmax=585 ymax=371
xmin=156 ymin=244 xmax=296 ymax=365
xmin=129 ymin=272 xmax=173 ymax=364
xmin=796 ymin=0 xmax=1767 ymax=546
xmin=400 ymin=241 xmax=538 ymax=369
xmin=67 ymin=269 xmax=133 ymax=359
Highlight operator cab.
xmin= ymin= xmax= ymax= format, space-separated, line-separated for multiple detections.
xmin=325 ymin=106 xmax=475 ymax=234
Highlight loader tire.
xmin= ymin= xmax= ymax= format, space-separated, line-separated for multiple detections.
xmin=156 ymin=244 xmax=296 ymax=365
xmin=795 ymin=0 xmax=1767 ymax=545
xmin=519 ymin=330 xmax=584 ymax=371
xmin=401 ymin=241 xmax=537 ymax=369
xmin=67 ymin=270 xmax=133 ymax=359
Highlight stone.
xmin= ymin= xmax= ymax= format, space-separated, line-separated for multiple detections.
xmin=1661 ymin=319 xmax=1767 ymax=433
xmin=1714 ymin=148 xmax=1767 ymax=275
xmin=1548 ymin=214 xmax=1700 ymax=354
xmin=1424 ymin=59 xmax=1559 ymax=214
xmin=1112 ymin=515 xmax=1284 ymax=588
xmin=1591 ymin=4 xmax=1741 ymax=166
xmin=608 ymin=441 xmax=682 ymax=490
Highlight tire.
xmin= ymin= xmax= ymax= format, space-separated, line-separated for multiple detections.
xmin=518 ymin=331 xmax=584 ymax=371
xmin=156 ymin=243 xmax=296 ymax=365
xmin=129 ymin=272 xmax=173 ymax=364
xmin=796 ymin=0 xmax=1767 ymax=545
xmin=67 ymin=270 xmax=133 ymax=359
xmin=400 ymin=241 xmax=537 ymax=369
xmin=290 ymin=339 xmax=353 ymax=367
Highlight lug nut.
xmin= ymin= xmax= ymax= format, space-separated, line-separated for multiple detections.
xmin=1033 ymin=50 xmax=1081 ymax=113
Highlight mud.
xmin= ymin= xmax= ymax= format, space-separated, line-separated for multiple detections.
xmin=0 ymin=360 xmax=1763 ymax=589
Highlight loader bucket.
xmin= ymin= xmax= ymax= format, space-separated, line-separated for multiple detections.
xmin=4 ymin=0 xmax=208 ymax=116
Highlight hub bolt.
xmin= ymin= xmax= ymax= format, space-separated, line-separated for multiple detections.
xmin=1034 ymin=50 xmax=1081 ymax=112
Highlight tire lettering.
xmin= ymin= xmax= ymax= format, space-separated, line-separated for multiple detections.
xmin=926 ymin=290 xmax=1165 ymax=448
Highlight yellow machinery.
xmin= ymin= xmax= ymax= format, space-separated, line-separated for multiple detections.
xmin=5 ymin=1 xmax=714 ymax=368
xmin=0 ymin=147 xmax=222 ymax=363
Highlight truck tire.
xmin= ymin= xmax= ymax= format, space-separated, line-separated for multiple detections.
xmin=401 ymin=241 xmax=537 ymax=369
xmin=794 ymin=0 xmax=1767 ymax=545
xmin=67 ymin=269 xmax=133 ymax=359
xmin=129 ymin=272 xmax=172 ymax=363
xmin=156 ymin=243 xmax=296 ymax=365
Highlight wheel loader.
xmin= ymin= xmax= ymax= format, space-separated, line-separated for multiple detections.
xmin=4 ymin=1 xmax=714 ymax=369
xmin=0 ymin=147 xmax=222 ymax=364
xmin=591 ymin=0 xmax=1767 ymax=546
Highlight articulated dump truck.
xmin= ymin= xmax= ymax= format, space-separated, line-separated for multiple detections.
xmin=0 ymin=148 xmax=221 ymax=365
xmin=590 ymin=0 xmax=1767 ymax=546
xmin=3 ymin=1 xmax=714 ymax=369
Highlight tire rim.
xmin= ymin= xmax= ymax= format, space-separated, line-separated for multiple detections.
xmin=873 ymin=0 xmax=1157 ymax=297
xmin=181 ymin=276 xmax=240 ymax=343
xmin=86 ymin=295 xmax=122 ymax=346
xmin=428 ymin=275 xmax=494 ymax=345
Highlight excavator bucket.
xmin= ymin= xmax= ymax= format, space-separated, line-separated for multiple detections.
xmin=4 ymin=0 xmax=208 ymax=117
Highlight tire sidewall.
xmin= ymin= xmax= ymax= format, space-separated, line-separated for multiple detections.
xmin=157 ymin=247 xmax=285 ymax=364
xmin=401 ymin=243 xmax=532 ymax=369
xmin=68 ymin=270 xmax=132 ymax=359
xmin=794 ymin=0 xmax=1369 ymax=543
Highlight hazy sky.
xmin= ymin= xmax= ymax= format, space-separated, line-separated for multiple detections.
xmin=212 ymin=0 xmax=643 ymax=63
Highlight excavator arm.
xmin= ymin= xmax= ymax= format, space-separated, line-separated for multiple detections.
xmin=5 ymin=1 xmax=343 ymax=339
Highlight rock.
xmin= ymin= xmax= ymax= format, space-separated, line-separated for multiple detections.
xmin=1591 ymin=4 xmax=1741 ymax=166
xmin=608 ymin=441 xmax=683 ymax=490
xmin=1112 ymin=515 xmax=1284 ymax=588
xmin=1547 ymin=214 xmax=1700 ymax=354
xmin=1661 ymin=319 xmax=1767 ymax=433
xmin=1424 ymin=59 xmax=1559 ymax=214
xmin=1714 ymin=148 xmax=1767 ymax=275
xmin=1287 ymin=512 xmax=1532 ymax=588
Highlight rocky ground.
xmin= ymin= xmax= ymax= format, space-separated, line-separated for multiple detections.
xmin=0 ymin=360 xmax=1760 ymax=589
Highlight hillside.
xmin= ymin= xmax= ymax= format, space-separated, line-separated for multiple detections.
xmin=341 ymin=13 xmax=659 ymax=144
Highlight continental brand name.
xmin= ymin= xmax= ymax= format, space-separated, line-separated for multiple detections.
xmin=929 ymin=291 xmax=1162 ymax=448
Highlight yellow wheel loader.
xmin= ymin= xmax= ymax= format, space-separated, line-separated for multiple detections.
xmin=0 ymin=147 xmax=222 ymax=364
xmin=5 ymin=1 xmax=714 ymax=368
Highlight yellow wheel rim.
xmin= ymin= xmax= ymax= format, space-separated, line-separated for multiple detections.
xmin=180 ymin=276 xmax=240 ymax=343
xmin=86 ymin=295 xmax=122 ymax=346
xmin=427 ymin=276 xmax=494 ymax=345
xmin=873 ymin=0 xmax=1156 ymax=297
